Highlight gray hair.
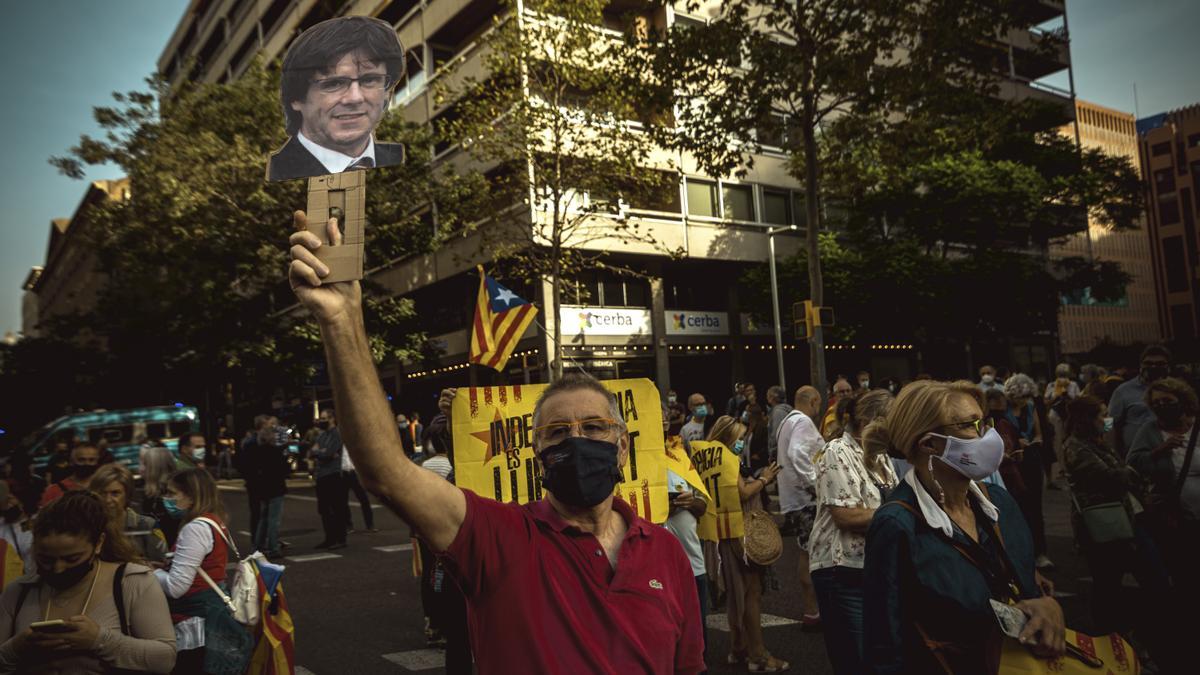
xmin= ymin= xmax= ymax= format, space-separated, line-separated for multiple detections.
xmin=766 ymin=385 xmax=786 ymax=404
xmin=140 ymin=445 xmax=176 ymax=498
xmin=1003 ymin=373 xmax=1038 ymax=399
xmin=532 ymin=373 xmax=626 ymax=436
xmin=1055 ymin=362 xmax=1072 ymax=378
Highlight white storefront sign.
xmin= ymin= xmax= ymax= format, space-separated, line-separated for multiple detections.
xmin=559 ymin=305 xmax=652 ymax=337
xmin=665 ymin=310 xmax=729 ymax=336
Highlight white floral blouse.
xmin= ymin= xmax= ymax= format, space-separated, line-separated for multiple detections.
xmin=810 ymin=432 xmax=900 ymax=571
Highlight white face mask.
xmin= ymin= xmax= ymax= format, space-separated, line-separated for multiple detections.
xmin=192 ymin=447 xmax=206 ymax=461
xmin=981 ymin=374 xmax=995 ymax=384
xmin=928 ymin=427 xmax=1005 ymax=481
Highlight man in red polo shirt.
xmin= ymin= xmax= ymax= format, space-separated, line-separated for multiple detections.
xmin=287 ymin=213 xmax=703 ymax=673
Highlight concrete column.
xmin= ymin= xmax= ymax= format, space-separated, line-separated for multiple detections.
xmin=650 ymin=277 xmax=670 ymax=398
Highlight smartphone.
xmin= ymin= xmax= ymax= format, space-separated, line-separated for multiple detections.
xmin=30 ymin=619 xmax=71 ymax=633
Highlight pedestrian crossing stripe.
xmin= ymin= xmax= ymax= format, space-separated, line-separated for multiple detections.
xmin=705 ymin=613 xmax=798 ymax=632
xmin=373 ymin=544 xmax=413 ymax=552
xmin=382 ymin=649 xmax=445 ymax=670
xmin=285 ymin=553 xmax=342 ymax=562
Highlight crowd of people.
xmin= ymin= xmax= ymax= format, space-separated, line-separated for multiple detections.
xmin=0 ymin=429 xmax=256 ymax=673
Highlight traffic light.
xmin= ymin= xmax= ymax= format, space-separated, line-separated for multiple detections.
xmin=792 ymin=300 xmax=834 ymax=341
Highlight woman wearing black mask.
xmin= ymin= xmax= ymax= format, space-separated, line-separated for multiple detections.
xmin=1128 ymin=377 xmax=1199 ymax=602
xmin=0 ymin=491 xmax=175 ymax=673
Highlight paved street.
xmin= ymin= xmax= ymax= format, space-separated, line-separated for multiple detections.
xmin=217 ymin=477 xmax=1112 ymax=675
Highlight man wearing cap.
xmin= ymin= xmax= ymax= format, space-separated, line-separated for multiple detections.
xmin=286 ymin=213 xmax=704 ymax=673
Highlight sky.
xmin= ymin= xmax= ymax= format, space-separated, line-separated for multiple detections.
xmin=1 ymin=0 xmax=1199 ymax=338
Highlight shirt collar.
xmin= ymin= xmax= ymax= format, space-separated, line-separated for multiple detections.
xmin=529 ymin=495 xmax=652 ymax=538
xmin=903 ymin=467 xmax=1000 ymax=538
xmin=297 ymin=131 xmax=376 ymax=174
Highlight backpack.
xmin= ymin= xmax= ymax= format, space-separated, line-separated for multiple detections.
xmin=193 ymin=517 xmax=263 ymax=626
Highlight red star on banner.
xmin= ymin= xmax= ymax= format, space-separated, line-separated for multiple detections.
xmin=470 ymin=410 xmax=510 ymax=464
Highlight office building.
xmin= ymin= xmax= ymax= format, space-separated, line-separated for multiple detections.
xmin=1053 ymin=100 xmax=1161 ymax=355
xmin=1137 ymin=103 xmax=1200 ymax=344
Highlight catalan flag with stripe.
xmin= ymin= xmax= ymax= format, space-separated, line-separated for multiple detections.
xmin=469 ymin=266 xmax=538 ymax=372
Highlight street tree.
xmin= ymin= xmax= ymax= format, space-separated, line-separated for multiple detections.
xmin=740 ymin=96 xmax=1144 ymax=372
xmin=435 ymin=0 xmax=677 ymax=381
xmin=642 ymin=0 xmax=1061 ymax=391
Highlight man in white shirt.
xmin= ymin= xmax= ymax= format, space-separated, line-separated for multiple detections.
xmin=776 ymin=385 xmax=825 ymax=627
xmin=765 ymin=385 xmax=793 ymax=462
xmin=268 ymin=16 xmax=406 ymax=181
xmin=680 ymin=393 xmax=710 ymax=452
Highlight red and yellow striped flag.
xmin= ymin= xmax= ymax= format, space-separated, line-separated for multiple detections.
xmin=469 ymin=266 xmax=538 ymax=372
xmin=248 ymin=566 xmax=294 ymax=675
xmin=0 ymin=539 xmax=25 ymax=591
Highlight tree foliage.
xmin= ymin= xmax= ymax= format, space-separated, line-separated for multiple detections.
xmin=437 ymin=0 xmax=676 ymax=380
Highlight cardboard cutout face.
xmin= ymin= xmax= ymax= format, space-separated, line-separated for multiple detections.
xmin=266 ymin=16 xmax=405 ymax=182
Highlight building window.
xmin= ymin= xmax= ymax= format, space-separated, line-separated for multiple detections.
xmin=722 ymin=183 xmax=755 ymax=221
xmin=686 ymin=179 xmax=719 ymax=217
xmin=1189 ymin=133 xmax=1200 ymax=149
xmin=1159 ymin=197 xmax=1181 ymax=225
xmin=1171 ymin=305 xmax=1196 ymax=340
xmin=762 ymin=189 xmax=791 ymax=225
xmin=1152 ymin=141 xmax=1171 ymax=156
xmin=1163 ymin=235 xmax=1188 ymax=293
xmin=1155 ymin=168 xmax=1177 ymax=193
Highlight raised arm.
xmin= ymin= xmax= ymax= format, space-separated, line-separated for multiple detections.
xmin=289 ymin=211 xmax=465 ymax=551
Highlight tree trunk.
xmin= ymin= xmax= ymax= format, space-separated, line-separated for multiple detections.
xmin=802 ymin=108 xmax=827 ymax=398
xmin=550 ymin=259 xmax=564 ymax=382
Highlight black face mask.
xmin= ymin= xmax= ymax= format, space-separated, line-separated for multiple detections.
xmin=539 ymin=437 xmax=622 ymax=508
xmin=316 ymin=421 xmax=331 ymax=430
xmin=2 ymin=506 xmax=22 ymax=523
xmin=73 ymin=464 xmax=97 ymax=480
xmin=1143 ymin=365 xmax=1169 ymax=382
xmin=41 ymin=555 xmax=95 ymax=590
xmin=1153 ymin=401 xmax=1184 ymax=428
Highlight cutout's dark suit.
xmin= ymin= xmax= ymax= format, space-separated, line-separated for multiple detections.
xmin=266 ymin=136 xmax=405 ymax=182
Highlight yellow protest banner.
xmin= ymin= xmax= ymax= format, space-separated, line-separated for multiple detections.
xmin=664 ymin=435 xmax=710 ymax=501
xmin=688 ymin=441 xmax=744 ymax=541
xmin=451 ymin=378 xmax=669 ymax=523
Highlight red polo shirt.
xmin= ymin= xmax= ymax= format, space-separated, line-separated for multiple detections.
xmin=443 ymin=489 xmax=704 ymax=674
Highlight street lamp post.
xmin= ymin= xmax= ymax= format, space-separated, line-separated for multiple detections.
xmin=767 ymin=225 xmax=796 ymax=394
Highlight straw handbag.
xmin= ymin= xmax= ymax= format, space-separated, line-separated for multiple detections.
xmin=743 ymin=509 xmax=783 ymax=565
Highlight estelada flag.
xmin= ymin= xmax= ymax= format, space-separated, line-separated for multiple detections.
xmin=469 ymin=266 xmax=538 ymax=372
xmin=248 ymin=562 xmax=295 ymax=675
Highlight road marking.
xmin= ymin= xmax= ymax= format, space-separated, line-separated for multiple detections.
xmin=705 ymin=613 xmax=798 ymax=632
xmin=296 ymin=668 xmax=317 ymax=675
xmin=1053 ymin=591 xmax=1077 ymax=599
xmin=285 ymin=494 xmax=365 ymax=507
xmin=238 ymin=531 xmax=252 ymax=537
xmin=286 ymin=553 xmax=342 ymax=562
xmin=382 ymin=649 xmax=445 ymax=670
xmin=374 ymin=543 xmax=413 ymax=553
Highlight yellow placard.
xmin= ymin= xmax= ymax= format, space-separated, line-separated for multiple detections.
xmin=664 ymin=435 xmax=710 ymax=501
xmin=451 ymin=378 xmax=669 ymax=523
xmin=688 ymin=441 xmax=744 ymax=541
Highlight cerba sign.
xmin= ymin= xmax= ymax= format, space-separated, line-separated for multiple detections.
xmin=666 ymin=310 xmax=729 ymax=336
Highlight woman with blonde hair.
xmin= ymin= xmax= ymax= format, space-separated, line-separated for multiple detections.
xmin=89 ymin=463 xmax=167 ymax=566
xmin=808 ymin=389 xmax=898 ymax=674
xmin=861 ymin=380 xmax=1064 ymax=674
xmin=707 ymin=416 xmax=786 ymax=672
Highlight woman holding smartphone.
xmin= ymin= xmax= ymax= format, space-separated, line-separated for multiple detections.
xmin=0 ymin=490 xmax=176 ymax=673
